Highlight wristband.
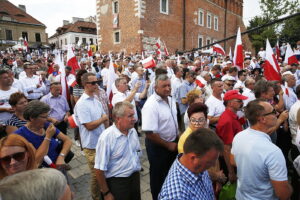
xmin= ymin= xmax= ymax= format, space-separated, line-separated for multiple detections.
xmin=44 ymin=137 xmax=51 ymax=141
xmin=59 ymin=153 xmax=65 ymax=157
xmin=102 ymin=190 xmax=110 ymax=197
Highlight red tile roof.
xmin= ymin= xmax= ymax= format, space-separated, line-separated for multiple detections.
xmin=0 ymin=0 xmax=45 ymax=26
xmin=49 ymin=21 xmax=96 ymax=38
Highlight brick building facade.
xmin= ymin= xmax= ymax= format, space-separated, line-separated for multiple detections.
xmin=96 ymin=0 xmax=252 ymax=54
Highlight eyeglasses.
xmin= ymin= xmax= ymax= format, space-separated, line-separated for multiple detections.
xmin=86 ymin=81 xmax=100 ymax=85
xmin=262 ymin=109 xmax=277 ymax=116
xmin=226 ymin=83 xmax=234 ymax=87
xmin=190 ymin=118 xmax=206 ymax=124
xmin=0 ymin=151 xmax=26 ymax=165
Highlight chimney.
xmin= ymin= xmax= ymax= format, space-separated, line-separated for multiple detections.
xmin=63 ymin=20 xmax=70 ymax=26
xmin=18 ymin=5 xmax=26 ymax=12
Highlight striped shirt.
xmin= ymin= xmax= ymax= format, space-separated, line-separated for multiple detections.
xmin=5 ymin=114 xmax=27 ymax=128
xmin=72 ymin=84 xmax=84 ymax=97
xmin=159 ymin=154 xmax=214 ymax=200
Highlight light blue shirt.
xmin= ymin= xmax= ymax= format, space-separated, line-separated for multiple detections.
xmin=94 ymin=124 xmax=141 ymax=178
xmin=178 ymin=80 xmax=195 ymax=115
xmin=232 ymin=128 xmax=288 ymax=200
xmin=74 ymin=93 xmax=105 ymax=149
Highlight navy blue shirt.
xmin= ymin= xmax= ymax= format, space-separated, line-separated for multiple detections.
xmin=15 ymin=122 xmax=60 ymax=165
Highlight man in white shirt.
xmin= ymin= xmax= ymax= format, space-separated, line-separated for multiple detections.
xmin=171 ymin=66 xmax=183 ymax=99
xmin=234 ymin=70 xmax=246 ymax=91
xmin=95 ymin=102 xmax=142 ymax=200
xmin=142 ymin=74 xmax=178 ymax=200
xmin=242 ymin=78 xmax=256 ymax=106
xmin=205 ymin=78 xmax=225 ymax=129
xmin=282 ymin=71 xmax=297 ymax=111
xmin=0 ymin=70 xmax=18 ymax=125
xmin=19 ymin=63 xmax=45 ymax=100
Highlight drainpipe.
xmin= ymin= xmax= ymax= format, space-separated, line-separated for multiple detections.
xmin=224 ymin=0 xmax=228 ymax=51
xmin=183 ymin=0 xmax=186 ymax=50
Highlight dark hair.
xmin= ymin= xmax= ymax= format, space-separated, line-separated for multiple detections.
xmin=81 ymin=72 xmax=96 ymax=86
xmin=229 ymin=67 xmax=238 ymax=73
xmin=183 ymin=128 xmax=224 ymax=155
xmin=75 ymin=69 xmax=87 ymax=86
xmin=173 ymin=66 xmax=181 ymax=74
xmin=211 ymin=78 xmax=222 ymax=87
xmin=187 ymin=103 xmax=208 ymax=119
xmin=238 ymin=70 xmax=246 ymax=78
xmin=211 ymin=65 xmax=221 ymax=71
xmin=254 ymin=80 xmax=273 ymax=98
xmin=244 ymin=99 xmax=266 ymax=125
xmin=0 ymin=69 xmax=8 ymax=76
xmin=155 ymin=68 xmax=167 ymax=77
xmin=9 ymin=92 xmax=27 ymax=106
xmin=23 ymin=100 xmax=50 ymax=121
xmin=65 ymin=66 xmax=72 ymax=71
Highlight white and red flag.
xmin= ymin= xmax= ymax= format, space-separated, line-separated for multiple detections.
xmin=233 ymin=27 xmax=244 ymax=69
xmin=264 ymin=39 xmax=281 ymax=81
xmin=24 ymin=36 xmax=29 ymax=52
xmin=156 ymin=38 xmax=162 ymax=59
xmin=229 ymin=47 xmax=233 ymax=61
xmin=67 ymin=45 xmax=80 ymax=74
xmin=141 ymin=56 xmax=156 ymax=69
xmin=106 ymin=57 xmax=118 ymax=107
xmin=54 ymin=51 xmax=69 ymax=100
xmin=212 ymin=44 xmax=225 ymax=55
xmin=163 ymin=41 xmax=169 ymax=56
xmin=87 ymin=45 xmax=93 ymax=57
xmin=284 ymin=43 xmax=298 ymax=65
xmin=275 ymin=40 xmax=281 ymax=61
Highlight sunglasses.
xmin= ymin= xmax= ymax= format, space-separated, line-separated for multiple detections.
xmin=226 ymin=83 xmax=234 ymax=87
xmin=0 ymin=151 xmax=26 ymax=165
xmin=86 ymin=81 xmax=100 ymax=85
xmin=190 ymin=118 xmax=206 ymax=124
xmin=262 ymin=109 xmax=277 ymax=116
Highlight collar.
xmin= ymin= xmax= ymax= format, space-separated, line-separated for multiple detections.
xmin=49 ymin=93 xmax=61 ymax=98
xmin=112 ymin=123 xmax=134 ymax=138
xmin=248 ymin=127 xmax=271 ymax=142
xmin=184 ymin=80 xmax=193 ymax=86
xmin=225 ymin=108 xmax=239 ymax=120
xmin=153 ymin=92 xmax=171 ymax=102
xmin=81 ymin=92 xmax=94 ymax=100
xmin=176 ymin=154 xmax=204 ymax=184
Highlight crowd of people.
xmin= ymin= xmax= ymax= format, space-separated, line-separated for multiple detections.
xmin=0 ymin=43 xmax=299 ymax=200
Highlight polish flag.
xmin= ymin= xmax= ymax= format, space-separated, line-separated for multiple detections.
xmin=229 ymin=47 xmax=233 ymax=61
xmin=44 ymin=155 xmax=56 ymax=168
xmin=24 ymin=37 xmax=29 ymax=52
xmin=275 ymin=41 xmax=281 ymax=61
xmin=284 ymin=43 xmax=298 ymax=65
xmin=55 ymin=51 xmax=69 ymax=100
xmin=67 ymin=75 xmax=77 ymax=87
xmin=156 ymin=38 xmax=162 ymax=59
xmin=67 ymin=45 xmax=80 ymax=74
xmin=195 ymin=79 xmax=205 ymax=88
xmin=163 ymin=41 xmax=169 ymax=56
xmin=264 ymin=39 xmax=281 ymax=81
xmin=106 ymin=57 xmax=118 ymax=107
xmin=212 ymin=44 xmax=225 ymax=55
xmin=87 ymin=45 xmax=93 ymax=57
xmin=233 ymin=27 xmax=244 ymax=69
xmin=141 ymin=56 xmax=156 ymax=69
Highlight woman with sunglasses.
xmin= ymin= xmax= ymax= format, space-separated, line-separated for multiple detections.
xmin=14 ymin=100 xmax=72 ymax=167
xmin=5 ymin=92 xmax=28 ymax=135
xmin=0 ymin=134 xmax=36 ymax=179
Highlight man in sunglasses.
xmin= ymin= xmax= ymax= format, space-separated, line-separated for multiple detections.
xmin=231 ymin=99 xmax=292 ymax=200
xmin=74 ymin=72 xmax=109 ymax=200
xmin=216 ymin=90 xmax=247 ymax=183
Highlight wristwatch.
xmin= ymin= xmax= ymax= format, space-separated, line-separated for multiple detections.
xmin=102 ymin=190 xmax=111 ymax=197
xmin=59 ymin=153 xmax=65 ymax=157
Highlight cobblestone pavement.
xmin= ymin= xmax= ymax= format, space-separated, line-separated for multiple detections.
xmin=67 ymin=128 xmax=152 ymax=200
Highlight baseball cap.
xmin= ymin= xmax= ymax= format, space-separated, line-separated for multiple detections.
xmin=224 ymin=90 xmax=248 ymax=101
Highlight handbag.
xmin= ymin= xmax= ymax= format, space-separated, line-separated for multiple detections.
xmin=219 ymin=182 xmax=237 ymax=200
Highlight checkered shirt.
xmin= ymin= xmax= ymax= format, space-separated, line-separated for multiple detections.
xmin=158 ymin=154 xmax=214 ymax=200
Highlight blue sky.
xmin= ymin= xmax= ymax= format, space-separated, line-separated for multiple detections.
xmin=9 ymin=0 xmax=261 ymax=36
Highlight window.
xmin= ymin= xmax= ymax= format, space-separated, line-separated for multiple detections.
xmin=65 ymin=38 xmax=67 ymax=45
xmin=207 ymin=12 xmax=212 ymax=28
xmin=5 ymin=30 xmax=12 ymax=40
xmin=160 ymin=0 xmax=169 ymax=14
xmin=82 ymin=38 xmax=87 ymax=44
xmin=198 ymin=9 xmax=204 ymax=26
xmin=60 ymin=40 xmax=63 ymax=47
xmin=35 ymin=33 xmax=41 ymax=42
xmin=112 ymin=1 xmax=119 ymax=14
xmin=214 ymin=16 xmax=218 ymax=31
xmin=22 ymin=32 xmax=28 ymax=40
xmin=206 ymin=37 xmax=211 ymax=48
xmin=198 ymin=35 xmax=203 ymax=48
xmin=90 ymin=38 xmax=93 ymax=45
xmin=75 ymin=37 xmax=79 ymax=44
xmin=114 ymin=31 xmax=120 ymax=44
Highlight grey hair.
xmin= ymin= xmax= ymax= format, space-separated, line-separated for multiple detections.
xmin=23 ymin=100 xmax=50 ymax=121
xmin=0 ymin=168 xmax=67 ymax=200
xmin=112 ymin=101 xmax=134 ymax=119
xmin=200 ymin=71 xmax=209 ymax=78
xmin=245 ymin=78 xmax=255 ymax=87
xmin=155 ymin=74 xmax=169 ymax=86
xmin=115 ymin=77 xmax=127 ymax=88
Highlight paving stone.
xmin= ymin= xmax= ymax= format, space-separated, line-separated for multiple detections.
xmin=69 ymin=159 xmax=81 ymax=168
xmin=142 ymin=191 xmax=153 ymax=200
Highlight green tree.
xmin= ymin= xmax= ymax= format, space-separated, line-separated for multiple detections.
xmin=281 ymin=8 xmax=300 ymax=46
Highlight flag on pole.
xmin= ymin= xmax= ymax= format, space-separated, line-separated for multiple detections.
xmin=106 ymin=57 xmax=118 ymax=107
xmin=233 ymin=27 xmax=244 ymax=69
xmin=156 ymin=38 xmax=162 ymax=59
xmin=141 ymin=56 xmax=156 ymax=69
xmin=212 ymin=44 xmax=225 ymax=55
xmin=284 ymin=43 xmax=298 ymax=65
xmin=54 ymin=51 xmax=69 ymax=100
xmin=87 ymin=45 xmax=93 ymax=57
xmin=163 ymin=41 xmax=169 ymax=56
xmin=67 ymin=45 xmax=80 ymax=74
xmin=264 ymin=39 xmax=281 ymax=81
xmin=24 ymin=37 xmax=29 ymax=52
xmin=229 ymin=47 xmax=233 ymax=61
